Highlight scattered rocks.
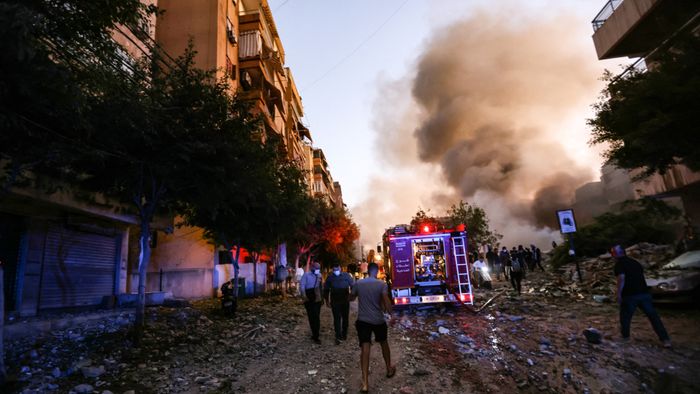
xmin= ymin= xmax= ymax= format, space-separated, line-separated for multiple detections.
xmin=458 ymin=334 xmax=473 ymax=344
xmin=72 ymin=383 xmax=94 ymax=393
xmin=583 ymin=328 xmax=603 ymax=344
xmin=438 ymin=326 xmax=450 ymax=335
xmin=81 ymin=365 xmax=106 ymax=378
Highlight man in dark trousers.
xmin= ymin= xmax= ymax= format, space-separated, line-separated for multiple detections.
xmin=324 ymin=262 xmax=355 ymax=345
xmin=612 ymin=245 xmax=671 ymax=347
xmin=349 ymin=263 xmax=395 ymax=393
xmin=299 ymin=262 xmax=323 ymax=344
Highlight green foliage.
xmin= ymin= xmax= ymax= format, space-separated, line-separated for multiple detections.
xmin=588 ymin=31 xmax=700 ymax=176
xmin=445 ymin=200 xmax=502 ymax=247
xmin=548 ymin=244 xmax=575 ymax=270
xmin=291 ymin=198 xmax=360 ymax=268
xmin=409 ymin=208 xmax=442 ymax=230
xmin=571 ymin=198 xmax=681 ymax=258
xmin=0 ymin=0 xmax=153 ymax=190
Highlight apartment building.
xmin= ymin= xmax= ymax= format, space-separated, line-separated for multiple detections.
xmin=312 ymin=149 xmax=343 ymax=208
xmin=146 ymin=0 xmax=325 ymax=298
xmin=0 ymin=1 xmax=163 ymax=317
xmin=156 ymin=0 xmax=239 ymax=88
xmin=587 ymin=0 xmax=700 ymax=222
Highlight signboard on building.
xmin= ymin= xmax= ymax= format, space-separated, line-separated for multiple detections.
xmin=556 ymin=209 xmax=577 ymax=234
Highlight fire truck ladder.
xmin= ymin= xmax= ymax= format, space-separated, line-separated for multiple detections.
xmin=452 ymin=235 xmax=473 ymax=305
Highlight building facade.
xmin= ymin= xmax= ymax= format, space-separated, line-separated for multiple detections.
xmin=584 ymin=0 xmax=700 ymax=224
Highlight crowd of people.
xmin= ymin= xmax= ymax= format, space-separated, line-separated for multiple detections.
xmin=472 ymin=244 xmax=545 ymax=294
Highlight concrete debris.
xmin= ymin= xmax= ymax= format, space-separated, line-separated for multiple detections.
xmin=72 ymin=383 xmax=94 ymax=393
xmin=81 ymin=365 xmax=106 ymax=378
xmin=583 ymin=328 xmax=603 ymax=344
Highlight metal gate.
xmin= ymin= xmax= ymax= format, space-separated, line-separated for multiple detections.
xmin=39 ymin=225 xmax=119 ymax=309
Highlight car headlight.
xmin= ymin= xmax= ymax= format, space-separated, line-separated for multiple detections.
xmin=657 ymin=282 xmax=678 ymax=291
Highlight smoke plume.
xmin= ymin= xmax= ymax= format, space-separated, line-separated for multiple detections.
xmin=353 ymin=9 xmax=604 ymax=247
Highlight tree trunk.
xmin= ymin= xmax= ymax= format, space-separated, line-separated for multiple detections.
xmin=134 ymin=220 xmax=152 ymax=343
xmin=294 ymin=254 xmax=301 ymax=270
xmin=252 ymin=251 xmax=259 ymax=298
xmin=232 ymin=242 xmax=241 ymax=299
xmin=306 ymin=253 xmax=312 ymax=271
xmin=277 ymin=243 xmax=287 ymax=267
xmin=0 ymin=261 xmax=5 ymax=385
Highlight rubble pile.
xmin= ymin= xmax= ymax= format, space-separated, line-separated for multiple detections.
xmin=5 ymin=296 xmax=304 ymax=394
xmin=532 ymin=243 xmax=675 ymax=301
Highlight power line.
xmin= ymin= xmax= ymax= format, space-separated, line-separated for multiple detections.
xmin=274 ymin=0 xmax=292 ymax=12
xmin=303 ymin=0 xmax=409 ymax=91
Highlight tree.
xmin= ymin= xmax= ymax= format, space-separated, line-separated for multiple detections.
xmin=0 ymin=0 xmax=167 ymax=343
xmin=575 ymin=198 xmax=681 ymax=257
xmin=410 ymin=208 xmax=443 ymax=231
xmin=291 ymin=199 xmax=360 ymax=269
xmin=179 ymin=126 xmax=315 ymax=300
xmin=445 ymin=200 xmax=502 ymax=247
xmin=0 ymin=260 xmax=5 ymax=384
xmin=0 ymin=0 xmax=153 ymax=191
xmin=313 ymin=206 xmax=360 ymax=268
xmin=588 ymin=31 xmax=700 ymax=176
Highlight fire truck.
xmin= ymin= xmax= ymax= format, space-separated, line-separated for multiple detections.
xmin=382 ymin=223 xmax=473 ymax=306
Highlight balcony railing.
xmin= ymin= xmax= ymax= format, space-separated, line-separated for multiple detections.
xmin=592 ymin=0 xmax=623 ymax=31
xmin=613 ymin=57 xmax=647 ymax=82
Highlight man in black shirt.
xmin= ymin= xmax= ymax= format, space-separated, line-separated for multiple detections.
xmin=324 ymin=262 xmax=355 ymax=345
xmin=612 ymin=245 xmax=671 ymax=347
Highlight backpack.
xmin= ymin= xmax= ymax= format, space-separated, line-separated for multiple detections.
xmin=511 ymin=259 xmax=522 ymax=272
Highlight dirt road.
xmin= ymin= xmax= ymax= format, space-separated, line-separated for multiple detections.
xmin=5 ymin=276 xmax=700 ymax=394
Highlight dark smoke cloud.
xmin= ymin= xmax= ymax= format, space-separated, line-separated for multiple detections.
xmin=410 ymin=11 xmax=599 ymax=229
xmin=353 ymin=9 xmax=605 ymax=247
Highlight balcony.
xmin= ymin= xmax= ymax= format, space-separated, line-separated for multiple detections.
xmin=592 ymin=0 xmax=623 ymax=32
xmin=591 ymin=0 xmax=700 ymax=60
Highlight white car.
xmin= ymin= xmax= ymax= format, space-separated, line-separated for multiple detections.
xmin=646 ymin=250 xmax=700 ymax=304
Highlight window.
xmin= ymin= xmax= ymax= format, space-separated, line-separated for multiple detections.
xmin=226 ymin=56 xmax=236 ymax=80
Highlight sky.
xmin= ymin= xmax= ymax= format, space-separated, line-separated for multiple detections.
xmin=269 ymin=0 xmax=626 ymax=250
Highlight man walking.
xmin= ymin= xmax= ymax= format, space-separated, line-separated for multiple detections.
xmin=300 ymin=262 xmax=323 ymax=344
xmin=612 ymin=245 xmax=671 ymax=347
xmin=349 ymin=263 xmax=395 ymax=393
xmin=324 ymin=262 xmax=354 ymax=345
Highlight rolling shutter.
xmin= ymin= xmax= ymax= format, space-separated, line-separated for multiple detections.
xmin=39 ymin=225 xmax=118 ymax=309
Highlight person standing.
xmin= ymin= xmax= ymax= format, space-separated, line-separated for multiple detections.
xmin=349 ymin=263 xmax=395 ymax=393
xmin=485 ymin=246 xmax=497 ymax=273
xmin=274 ymin=262 xmax=289 ymax=298
xmin=294 ymin=265 xmax=304 ymax=293
xmin=509 ymin=251 xmax=524 ymax=295
xmin=324 ymin=262 xmax=355 ymax=345
xmin=500 ymin=247 xmax=511 ymax=280
xmin=300 ymin=262 xmax=323 ymax=344
xmin=612 ymin=245 xmax=671 ymax=347
xmin=533 ymin=247 xmax=545 ymax=272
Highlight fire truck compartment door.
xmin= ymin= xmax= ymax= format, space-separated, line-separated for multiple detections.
xmin=389 ymin=238 xmax=414 ymax=288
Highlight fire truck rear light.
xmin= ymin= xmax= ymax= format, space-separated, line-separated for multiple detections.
xmin=459 ymin=294 xmax=472 ymax=302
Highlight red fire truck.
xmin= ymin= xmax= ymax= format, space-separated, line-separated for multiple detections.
xmin=382 ymin=223 xmax=473 ymax=306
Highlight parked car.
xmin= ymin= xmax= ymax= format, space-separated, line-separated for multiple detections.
xmin=646 ymin=250 xmax=700 ymax=304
